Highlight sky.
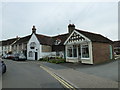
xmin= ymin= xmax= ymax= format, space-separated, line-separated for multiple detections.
xmin=1 ymin=1 xmax=118 ymax=41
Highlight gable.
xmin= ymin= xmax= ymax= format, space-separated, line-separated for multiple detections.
xmin=28 ymin=34 xmax=40 ymax=46
xmin=64 ymin=30 xmax=91 ymax=45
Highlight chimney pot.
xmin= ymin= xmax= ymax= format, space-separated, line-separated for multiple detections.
xmin=68 ymin=24 xmax=75 ymax=34
xmin=32 ymin=25 xmax=36 ymax=34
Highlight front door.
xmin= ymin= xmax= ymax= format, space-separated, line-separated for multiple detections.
xmin=35 ymin=52 xmax=38 ymax=60
xmin=78 ymin=45 xmax=81 ymax=61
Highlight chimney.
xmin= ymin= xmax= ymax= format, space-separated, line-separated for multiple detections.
xmin=32 ymin=25 xmax=36 ymax=34
xmin=68 ymin=24 xmax=75 ymax=34
xmin=16 ymin=36 xmax=19 ymax=38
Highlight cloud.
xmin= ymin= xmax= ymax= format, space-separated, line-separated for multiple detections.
xmin=2 ymin=2 xmax=118 ymax=41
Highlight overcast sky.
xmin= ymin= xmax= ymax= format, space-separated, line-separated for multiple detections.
xmin=1 ymin=1 xmax=118 ymax=41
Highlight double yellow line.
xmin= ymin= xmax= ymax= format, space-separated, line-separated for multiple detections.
xmin=40 ymin=66 xmax=76 ymax=90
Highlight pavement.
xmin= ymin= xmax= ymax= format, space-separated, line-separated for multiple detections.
xmin=60 ymin=60 xmax=119 ymax=82
xmin=36 ymin=61 xmax=119 ymax=88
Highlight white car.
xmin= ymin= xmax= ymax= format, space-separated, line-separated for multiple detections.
xmin=13 ymin=53 xmax=26 ymax=61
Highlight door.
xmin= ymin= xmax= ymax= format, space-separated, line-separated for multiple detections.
xmin=78 ymin=45 xmax=81 ymax=61
xmin=35 ymin=52 xmax=38 ymax=60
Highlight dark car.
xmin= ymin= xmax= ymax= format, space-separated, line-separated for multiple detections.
xmin=13 ymin=53 xmax=26 ymax=61
xmin=0 ymin=60 xmax=6 ymax=74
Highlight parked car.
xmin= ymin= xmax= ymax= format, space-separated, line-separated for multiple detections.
xmin=2 ymin=54 xmax=14 ymax=59
xmin=6 ymin=54 xmax=14 ymax=59
xmin=13 ymin=53 xmax=26 ymax=61
xmin=0 ymin=59 xmax=6 ymax=74
xmin=2 ymin=54 xmax=7 ymax=59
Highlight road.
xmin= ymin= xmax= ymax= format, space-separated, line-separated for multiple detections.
xmin=2 ymin=59 xmax=64 ymax=88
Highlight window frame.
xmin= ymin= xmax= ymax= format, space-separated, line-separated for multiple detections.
xmin=67 ymin=46 xmax=73 ymax=57
xmin=29 ymin=51 xmax=33 ymax=57
xmin=81 ymin=44 xmax=90 ymax=59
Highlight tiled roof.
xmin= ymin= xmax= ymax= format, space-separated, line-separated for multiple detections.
xmin=0 ymin=38 xmax=18 ymax=46
xmin=35 ymin=33 xmax=69 ymax=46
xmin=114 ymin=40 xmax=120 ymax=47
xmin=0 ymin=28 xmax=113 ymax=46
xmin=14 ymin=35 xmax=32 ymax=44
xmin=36 ymin=34 xmax=53 ymax=45
xmin=75 ymin=29 xmax=113 ymax=43
xmin=52 ymin=33 xmax=69 ymax=45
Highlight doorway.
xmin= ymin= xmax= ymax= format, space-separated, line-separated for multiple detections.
xmin=35 ymin=52 xmax=38 ymax=60
xmin=78 ymin=45 xmax=81 ymax=61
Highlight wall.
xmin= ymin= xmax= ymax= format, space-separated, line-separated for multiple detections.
xmin=42 ymin=45 xmax=51 ymax=52
xmin=92 ymin=42 xmax=114 ymax=64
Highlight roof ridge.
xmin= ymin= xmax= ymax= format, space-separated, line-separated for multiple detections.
xmin=52 ymin=33 xmax=69 ymax=38
xmin=75 ymin=29 xmax=100 ymax=35
xmin=19 ymin=34 xmax=31 ymax=39
xmin=36 ymin=34 xmax=52 ymax=38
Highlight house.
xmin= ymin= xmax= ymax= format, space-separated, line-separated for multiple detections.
xmin=12 ymin=35 xmax=32 ymax=58
xmin=1 ymin=24 xmax=114 ymax=64
xmin=64 ymin=24 xmax=114 ymax=64
xmin=0 ymin=37 xmax=19 ymax=56
xmin=114 ymin=40 xmax=120 ymax=55
xmin=27 ymin=26 xmax=69 ymax=60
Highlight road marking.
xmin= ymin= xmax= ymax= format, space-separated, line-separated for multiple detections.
xmin=40 ymin=65 xmax=76 ymax=90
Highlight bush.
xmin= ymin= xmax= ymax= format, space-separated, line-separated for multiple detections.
xmin=48 ymin=59 xmax=66 ymax=64
xmin=39 ymin=57 xmax=49 ymax=61
xmin=39 ymin=56 xmax=66 ymax=64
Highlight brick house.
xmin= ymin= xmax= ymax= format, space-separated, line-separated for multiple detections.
xmin=64 ymin=24 xmax=114 ymax=64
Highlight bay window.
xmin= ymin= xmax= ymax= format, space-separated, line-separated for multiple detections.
xmin=67 ymin=44 xmax=90 ymax=59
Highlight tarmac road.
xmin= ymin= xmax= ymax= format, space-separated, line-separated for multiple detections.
xmin=2 ymin=59 xmax=64 ymax=88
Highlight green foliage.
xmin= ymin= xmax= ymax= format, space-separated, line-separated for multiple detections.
xmin=39 ymin=57 xmax=49 ymax=61
xmin=39 ymin=56 xmax=66 ymax=64
xmin=48 ymin=59 xmax=66 ymax=64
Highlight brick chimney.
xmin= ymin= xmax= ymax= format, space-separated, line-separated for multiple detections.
xmin=32 ymin=25 xmax=36 ymax=34
xmin=68 ymin=24 xmax=75 ymax=34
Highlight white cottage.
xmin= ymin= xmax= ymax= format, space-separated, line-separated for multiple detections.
xmin=27 ymin=26 xmax=58 ymax=60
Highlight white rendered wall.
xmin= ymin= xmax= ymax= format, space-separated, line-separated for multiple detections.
xmin=27 ymin=34 xmax=40 ymax=60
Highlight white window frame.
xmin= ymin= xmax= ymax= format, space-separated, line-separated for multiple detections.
xmin=67 ymin=45 xmax=78 ymax=58
xmin=81 ymin=44 xmax=90 ymax=59
xmin=67 ymin=46 xmax=73 ymax=57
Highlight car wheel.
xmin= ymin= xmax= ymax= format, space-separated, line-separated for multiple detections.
xmin=2 ymin=64 xmax=6 ymax=74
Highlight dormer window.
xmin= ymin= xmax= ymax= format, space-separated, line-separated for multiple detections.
xmin=30 ymin=42 xmax=36 ymax=49
xmin=54 ymin=39 xmax=61 ymax=45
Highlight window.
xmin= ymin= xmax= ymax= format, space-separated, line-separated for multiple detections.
xmin=73 ymin=45 xmax=77 ymax=57
xmin=54 ymin=39 xmax=61 ymax=45
xmin=29 ymin=51 xmax=33 ymax=57
xmin=30 ymin=42 xmax=36 ymax=49
xmin=67 ymin=46 xmax=72 ymax=57
xmin=81 ymin=45 xmax=89 ymax=58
